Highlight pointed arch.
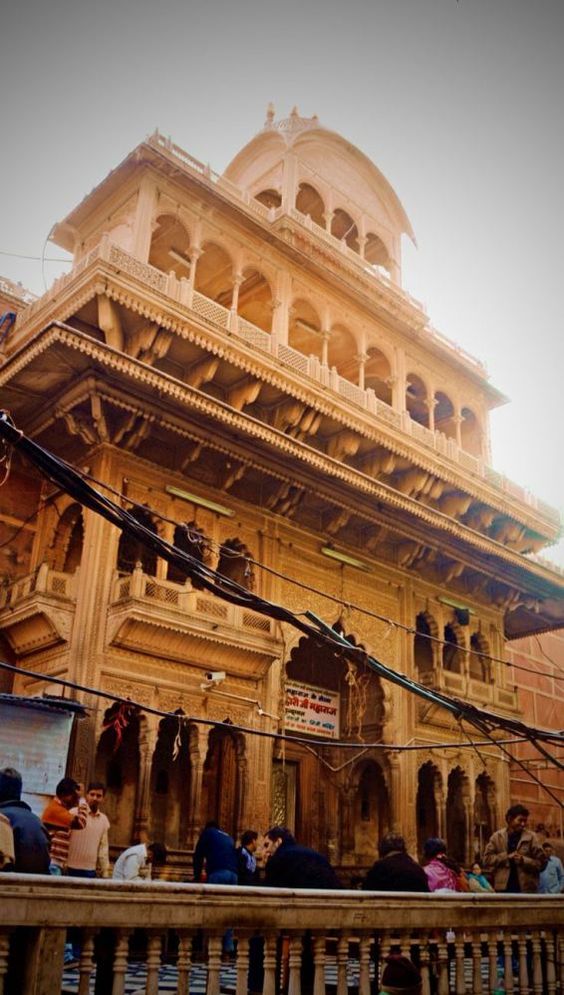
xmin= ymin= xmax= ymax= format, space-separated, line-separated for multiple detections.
xmin=365 ymin=345 xmax=392 ymax=404
xmin=237 ymin=266 xmax=273 ymax=333
xmin=150 ymin=713 xmax=192 ymax=849
xmin=414 ymin=612 xmax=436 ymax=675
xmin=148 ymin=213 xmax=191 ymax=277
xmin=201 ymin=725 xmax=244 ymax=839
xmin=295 ymin=182 xmax=325 ymax=227
xmin=446 ymin=765 xmax=470 ymax=865
xmin=289 ymin=298 xmax=322 ymax=360
xmin=116 ymin=506 xmax=159 ymax=576
xmin=351 ymin=758 xmax=390 ymax=860
xmin=331 ymin=208 xmax=360 ymax=252
xmin=416 ymin=761 xmax=442 ymax=856
xmin=364 ymin=231 xmax=390 ymax=269
xmin=167 ymin=521 xmax=209 ymax=588
xmin=443 ymin=622 xmax=464 ymax=674
xmin=406 ymin=373 xmax=429 ymax=427
xmin=194 ymin=241 xmax=233 ymax=305
xmin=470 ymin=630 xmax=492 ymax=682
xmin=434 ymin=391 xmax=456 ymax=440
xmin=94 ymin=704 xmax=141 ymax=847
xmin=47 ymin=502 xmax=84 ymax=572
xmin=328 ymin=322 xmax=358 ymax=379
xmin=255 ymin=188 xmax=281 ymax=210
xmin=217 ymin=538 xmax=254 ymax=591
xmin=461 ymin=407 xmax=482 ymax=457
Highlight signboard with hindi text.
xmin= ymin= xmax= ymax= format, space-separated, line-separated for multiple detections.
xmin=285 ymin=681 xmax=340 ymax=739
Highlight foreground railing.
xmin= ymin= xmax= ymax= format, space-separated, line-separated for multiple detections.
xmin=1 ymin=875 xmax=563 ymax=995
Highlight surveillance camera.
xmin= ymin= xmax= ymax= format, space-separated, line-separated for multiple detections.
xmin=205 ymin=671 xmax=226 ymax=683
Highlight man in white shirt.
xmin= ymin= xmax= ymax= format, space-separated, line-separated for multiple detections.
xmin=67 ymin=782 xmax=111 ymax=879
xmin=112 ymin=840 xmax=167 ymax=881
xmin=539 ymin=842 xmax=564 ymax=894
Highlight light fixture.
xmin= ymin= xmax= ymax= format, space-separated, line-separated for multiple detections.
xmin=321 ymin=546 xmax=371 ymax=571
xmin=438 ymin=595 xmax=475 ymax=616
xmin=166 ymin=485 xmax=234 ymax=517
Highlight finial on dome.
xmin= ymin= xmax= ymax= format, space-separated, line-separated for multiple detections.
xmin=265 ymin=102 xmax=275 ymax=127
xmin=290 ymin=106 xmax=299 ymax=119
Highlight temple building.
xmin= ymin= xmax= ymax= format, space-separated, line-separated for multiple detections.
xmin=0 ymin=108 xmax=562 ymax=876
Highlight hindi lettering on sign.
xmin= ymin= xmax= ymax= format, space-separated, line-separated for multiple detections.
xmin=284 ymin=681 xmax=340 ymax=739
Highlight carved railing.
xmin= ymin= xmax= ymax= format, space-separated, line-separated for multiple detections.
xmin=0 ymin=564 xmax=77 ymax=610
xmin=1 ymin=876 xmax=563 ymax=995
xmin=111 ymin=569 xmax=276 ymax=636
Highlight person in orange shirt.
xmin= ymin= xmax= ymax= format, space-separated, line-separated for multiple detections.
xmin=41 ymin=777 xmax=87 ymax=875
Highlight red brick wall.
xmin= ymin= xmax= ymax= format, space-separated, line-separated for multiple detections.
xmin=508 ymin=629 xmax=564 ymax=838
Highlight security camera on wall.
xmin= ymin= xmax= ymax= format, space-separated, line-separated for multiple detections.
xmin=205 ymin=671 xmax=226 ymax=684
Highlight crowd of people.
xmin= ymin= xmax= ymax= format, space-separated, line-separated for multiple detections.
xmin=0 ymin=766 xmax=562 ymax=979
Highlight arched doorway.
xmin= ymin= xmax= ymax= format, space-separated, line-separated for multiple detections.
xmin=474 ymin=772 xmax=496 ymax=859
xmin=416 ymin=761 xmax=442 ymax=856
xmin=352 ymin=760 xmax=389 ymax=861
xmin=295 ymin=183 xmax=325 ymax=227
xmin=95 ymin=705 xmax=140 ymax=847
xmin=446 ymin=766 xmax=469 ymax=866
xmin=414 ymin=613 xmax=436 ymax=676
xmin=150 ymin=714 xmax=191 ymax=850
xmin=443 ymin=623 xmax=464 ymax=675
xmin=201 ymin=726 xmax=244 ymax=839
xmin=167 ymin=521 xmax=209 ymax=588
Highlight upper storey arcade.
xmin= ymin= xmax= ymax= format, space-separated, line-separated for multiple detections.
xmin=223 ymin=105 xmax=414 ymax=286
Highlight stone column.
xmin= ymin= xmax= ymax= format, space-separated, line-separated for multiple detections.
xmin=436 ymin=785 xmax=446 ymax=839
xmin=133 ymin=713 xmax=160 ymax=842
xmin=429 ymin=394 xmax=438 ymax=433
xmin=386 ymin=751 xmax=403 ymax=834
xmin=229 ymin=273 xmax=243 ymax=332
xmin=454 ymin=410 xmax=463 ymax=449
xmin=273 ymin=271 xmax=291 ymax=344
xmin=357 ymin=351 xmax=368 ymax=391
xmin=235 ymin=735 xmax=249 ymax=838
xmin=187 ymin=247 xmax=202 ymax=305
xmin=324 ymin=210 xmax=334 ymax=234
xmin=392 ymin=348 xmax=406 ymax=412
xmin=186 ymin=724 xmax=210 ymax=848
xmin=131 ymin=176 xmax=158 ymax=262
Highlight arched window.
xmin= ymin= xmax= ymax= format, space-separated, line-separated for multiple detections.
xmin=406 ymin=374 xmax=429 ymax=427
xmin=443 ymin=623 xmax=463 ymax=674
xmin=194 ymin=241 xmax=233 ymax=306
xmin=237 ymin=267 xmax=273 ymax=333
xmin=148 ymin=214 xmax=191 ymax=277
xmin=255 ymin=189 xmax=281 ymax=209
xmin=365 ymin=346 xmax=392 ymax=405
xmin=47 ymin=503 xmax=84 ymax=572
xmin=470 ymin=631 xmax=491 ymax=682
xmin=461 ymin=407 xmax=482 ymax=457
xmin=364 ymin=232 xmax=390 ymax=269
xmin=167 ymin=522 xmax=208 ymax=587
xmin=295 ymin=183 xmax=325 ymax=227
xmin=434 ymin=391 xmax=456 ymax=440
xmin=217 ymin=538 xmax=254 ymax=591
xmin=288 ymin=299 xmax=322 ymax=360
xmin=414 ymin=613 xmax=434 ymax=674
xmin=327 ymin=323 xmax=357 ymax=380
xmin=116 ymin=506 xmax=158 ymax=576
xmin=331 ymin=208 xmax=359 ymax=253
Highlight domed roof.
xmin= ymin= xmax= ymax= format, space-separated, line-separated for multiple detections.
xmin=223 ymin=106 xmax=415 ymax=243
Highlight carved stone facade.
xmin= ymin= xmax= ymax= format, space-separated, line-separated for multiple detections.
xmin=0 ymin=111 xmax=563 ymax=876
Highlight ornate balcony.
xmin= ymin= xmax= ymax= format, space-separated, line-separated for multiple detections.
xmin=1 ymin=875 xmax=563 ymax=994
xmin=107 ymin=567 xmax=279 ymax=676
xmin=0 ymin=564 xmax=78 ymax=656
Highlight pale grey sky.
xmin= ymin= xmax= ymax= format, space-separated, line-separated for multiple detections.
xmin=1 ymin=0 xmax=563 ymax=561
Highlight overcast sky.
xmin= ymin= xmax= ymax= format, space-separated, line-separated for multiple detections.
xmin=1 ymin=0 xmax=563 ymax=562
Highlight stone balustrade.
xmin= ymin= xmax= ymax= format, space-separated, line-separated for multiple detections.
xmin=1 ymin=875 xmax=563 ymax=995
xmin=0 ymin=563 xmax=78 ymax=611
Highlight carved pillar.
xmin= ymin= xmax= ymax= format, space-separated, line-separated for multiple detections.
xmin=321 ymin=329 xmax=331 ymax=368
xmin=133 ymin=714 xmax=160 ymax=842
xmin=358 ymin=235 xmax=367 ymax=260
xmin=386 ymin=752 xmax=402 ymax=834
xmin=132 ymin=176 xmax=158 ymax=262
xmin=230 ymin=273 xmax=244 ymax=332
xmin=340 ymin=783 xmax=356 ymax=856
xmin=324 ymin=210 xmax=334 ymax=233
xmin=187 ymin=247 xmax=201 ymax=306
xmin=357 ymin=352 xmax=368 ymax=391
xmin=429 ymin=394 xmax=438 ymax=433
xmin=463 ymin=780 xmax=474 ymax=865
xmin=273 ymin=271 xmax=291 ymax=344
xmin=186 ymin=724 xmax=209 ymax=849
xmin=436 ymin=785 xmax=446 ymax=839
xmin=392 ymin=348 xmax=406 ymax=412
xmin=235 ymin=735 xmax=249 ymax=838
xmin=454 ymin=411 xmax=463 ymax=449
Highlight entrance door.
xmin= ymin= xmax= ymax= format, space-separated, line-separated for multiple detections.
xmin=271 ymin=760 xmax=297 ymax=833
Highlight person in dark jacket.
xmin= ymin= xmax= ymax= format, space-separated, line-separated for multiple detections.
xmin=0 ymin=767 xmax=50 ymax=874
xmin=263 ymin=826 xmax=342 ymax=889
xmin=363 ymin=834 xmax=429 ymax=893
xmin=193 ymin=820 xmax=238 ymax=883
xmin=262 ymin=827 xmax=341 ymax=995
xmin=236 ymin=829 xmax=260 ymax=885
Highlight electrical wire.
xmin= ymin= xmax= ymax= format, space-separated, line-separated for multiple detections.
xmin=0 ymin=412 xmax=563 ymax=756
xmin=0 ymin=658 xmax=526 ymax=755
xmin=26 ymin=461 xmax=564 ymax=686
xmin=0 ymin=250 xmax=69 ymax=263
